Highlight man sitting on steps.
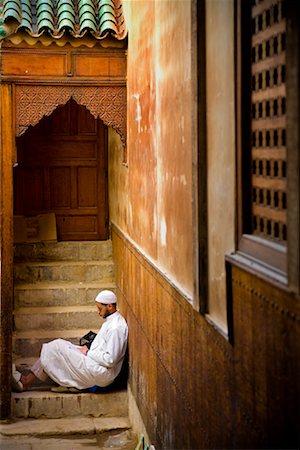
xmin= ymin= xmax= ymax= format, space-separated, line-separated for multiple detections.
xmin=13 ymin=290 xmax=128 ymax=393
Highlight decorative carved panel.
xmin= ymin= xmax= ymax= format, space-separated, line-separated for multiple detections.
xmin=15 ymin=85 xmax=127 ymax=148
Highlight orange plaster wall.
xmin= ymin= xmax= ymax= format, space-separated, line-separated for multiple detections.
xmin=109 ymin=0 xmax=194 ymax=298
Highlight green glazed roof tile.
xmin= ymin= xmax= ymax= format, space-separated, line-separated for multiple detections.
xmin=78 ymin=0 xmax=93 ymax=6
xmin=20 ymin=11 xmax=30 ymax=22
xmin=57 ymin=17 xmax=74 ymax=31
xmin=3 ymin=8 xmax=19 ymax=22
xmin=3 ymin=0 xmax=21 ymax=18
xmin=79 ymin=12 xmax=97 ymax=24
xmin=0 ymin=0 xmax=127 ymax=41
xmin=21 ymin=4 xmax=31 ymax=16
xmin=57 ymin=1 xmax=74 ymax=12
xmin=37 ymin=14 xmax=54 ymax=25
xmin=37 ymin=7 xmax=54 ymax=18
xmin=80 ymin=19 xmax=97 ymax=33
xmin=78 ymin=0 xmax=93 ymax=7
xmin=57 ymin=0 xmax=74 ymax=6
xmin=36 ymin=0 xmax=54 ymax=17
xmin=20 ymin=18 xmax=31 ymax=30
xmin=3 ymin=0 xmax=20 ymax=9
xmin=38 ymin=20 xmax=55 ymax=33
xmin=99 ymin=4 xmax=115 ymax=15
xmin=99 ymin=11 xmax=116 ymax=24
xmin=21 ymin=10 xmax=30 ymax=21
xmin=36 ymin=0 xmax=54 ymax=7
xmin=79 ymin=5 xmax=95 ymax=16
xmin=100 ymin=20 xmax=117 ymax=36
xmin=3 ymin=2 xmax=19 ymax=14
xmin=57 ymin=10 xmax=75 ymax=20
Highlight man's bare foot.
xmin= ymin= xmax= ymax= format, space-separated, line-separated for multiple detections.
xmin=20 ymin=371 xmax=37 ymax=390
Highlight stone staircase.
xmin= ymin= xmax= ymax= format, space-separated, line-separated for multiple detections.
xmin=9 ymin=240 xmax=135 ymax=448
xmin=13 ymin=240 xmax=116 ymax=368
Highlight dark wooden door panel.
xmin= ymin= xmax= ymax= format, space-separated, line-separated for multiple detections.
xmin=49 ymin=167 xmax=72 ymax=209
xmin=22 ymin=167 xmax=45 ymax=211
xmin=56 ymin=215 xmax=99 ymax=241
xmin=77 ymin=167 xmax=97 ymax=207
xmin=23 ymin=138 xmax=97 ymax=162
xmin=14 ymin=99 xmax=108 ymax=241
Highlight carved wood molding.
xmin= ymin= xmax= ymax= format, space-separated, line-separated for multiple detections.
xmin=15 ymin=85 xmax=127 ymax=148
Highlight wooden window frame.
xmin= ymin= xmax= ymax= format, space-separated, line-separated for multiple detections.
xmin=197 ymin=0 xmax=208 ymax=314
xmin=235 ymin=0 xmax=300 ymax=290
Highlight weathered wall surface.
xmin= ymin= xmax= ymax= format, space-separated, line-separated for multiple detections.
xmin=109 ymin=0 xmax=194 ymax=298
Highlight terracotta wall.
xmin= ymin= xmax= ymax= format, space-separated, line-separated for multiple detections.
xmin=112 ymin=226 xmax=300 ymax=449
xmin=109 ymin=0 xmax=194 ymax=298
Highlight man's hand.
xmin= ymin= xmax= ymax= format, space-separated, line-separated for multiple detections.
xmin=79 ymin=345 xmax=89 ymax=355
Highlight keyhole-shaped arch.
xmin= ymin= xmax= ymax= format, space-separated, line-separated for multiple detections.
xmin=15 ymin=84 xmax=127 ymax=149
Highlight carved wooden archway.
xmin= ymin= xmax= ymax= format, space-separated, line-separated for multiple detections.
xmin=15 ymin=85 xmax=127 ymax=150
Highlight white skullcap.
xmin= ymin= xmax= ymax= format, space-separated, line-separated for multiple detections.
xmin=95 ymin=290 xmax=117 ymax=304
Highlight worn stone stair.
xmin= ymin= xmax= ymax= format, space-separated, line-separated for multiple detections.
xmin=13 ymin=389 xmax=128 ymax=419
xmin=0 ymin=416 xmax=138 ymax=450
xmin=14 ymin=305 xmax=101 ymax=330
xmin=12 ymin=240 xmax=129 ymax=425
xmin=14 ymin=260 xmax=114 ymax=284
xmin=13 ymin=240 xmax=115 ymax=361
xmin=15 ymin=281 xmax=115 ymax=307
xmin=14 ymin=241 xmax=113 ymax=262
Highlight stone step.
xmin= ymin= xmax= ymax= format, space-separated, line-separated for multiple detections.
xmin=14 ymin=305 xmax=103 ymax=332
xmin=14 ymin=240 xmax=113 ymax=262
xmin=14 ymin=260 xmax=115 ymax=283
xmin=13 ymin=328 xmax=98 ymax=358
xmin=14 ymin=281 xmax=116 ymax=307
xmin=0 ymin=426 xmax=137 ymax=450
xmin=12 ymin=390 xmax=128 ymax=419
xmin=1 ymin=416 xmax=131 ymax=435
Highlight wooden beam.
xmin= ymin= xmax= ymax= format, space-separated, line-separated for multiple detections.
xmin=197 ymin=0 xmax=208 ymax=314
xmin=286 ymin=1 xmax=300 ymax=293
xmin=0 ymin=82 xmax=14 ymax=420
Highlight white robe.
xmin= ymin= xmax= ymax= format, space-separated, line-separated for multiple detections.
xmin=40 ymin=311 xmax=128 ymax=389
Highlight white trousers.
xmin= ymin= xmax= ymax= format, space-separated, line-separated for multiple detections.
xmin=31 ymin=358 xmax=52 ymax=382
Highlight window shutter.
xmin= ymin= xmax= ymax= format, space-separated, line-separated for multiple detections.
xmin=250 ymin=0 xmax=287 ymax=244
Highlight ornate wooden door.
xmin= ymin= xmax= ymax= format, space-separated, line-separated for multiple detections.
xmin=14 ymin=99 xmax=108 ymax=241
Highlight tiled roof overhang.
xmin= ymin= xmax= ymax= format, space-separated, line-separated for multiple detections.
xmin=0 ymin=0 xmax=126 ymax=41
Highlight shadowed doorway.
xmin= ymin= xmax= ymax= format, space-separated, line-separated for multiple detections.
xmin=14 ymin=98 xmax=108 ymax=241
